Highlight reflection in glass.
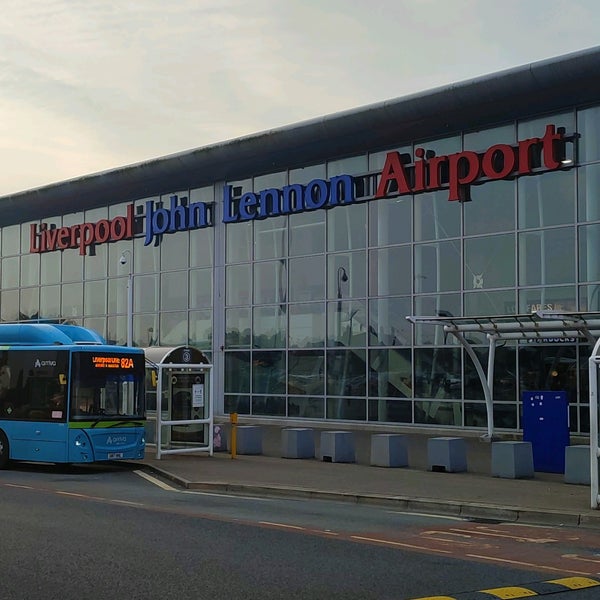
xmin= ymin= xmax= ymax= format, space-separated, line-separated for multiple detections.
xmin=578 ymin=164 xmax=600 ymax=222
xmin=288 ymin=396 xmax=324 ymax=418
xmin=1 ymin=256 xmax=19 ymax=288
xmin=253 ymin=305 xmax=286 ymax=348
xmin=1 ymin=290 xmax=18 ymax=321
xmin=327 ymin=252 xmax=366 ymax=299
xmin=413 ymin=294 xmax=461 ymax=345
xmin=368 ymin=399 xmax=412 ymax=423
xmin=1 ymin=225 xmax=19 ymax=257
xmin=327 ymin=300 xmax=366 ymax=347
xmin=327 ymin=203 xmax=367 ymax=252
xmin=224 ymin=395 xmax=250 ymax=415
xmin=578 ymin=223 xmax=600 ymax=283
xmin=189 ymin=268 xmax=213 ymax=309
xmin=160 ymin=227 xmax=189 ymax=272
xmin=159 ymin=311 xmax=188 ymax=345
xmin=289 ymin=256 xmax=325 ymax=302
xmin=414 ymin=240 xmax=461 ymax=293
xmin=369 ymin=246 xmax=411 ymax=296
xmin=414 ymin=347 xmax=461 ymax=400
xmin=414 ymin=190 xmax=460 ymax=241
xmin=464 ymin=289 xmax=516 ymax=316
xmin=62 ymin=283 xmax=83 ymax=318
xmin=84 ymin=280 xmax=107 ymax=315
xmin=254 ymin=215 xmax=287 ymax=260
xmin=254 ymin=260 xmax=287 ymax=305
xmin=225 ymin=352 xmax=250 ymax=393
xmin=464 ymin=179 xmax=514 ymax=235
xmin=288 ymin=350 xmax=325 ymax=395
xmin=19 ymin=287 xmax=39 ymax=320
xmin=252 ymin=396 xmax=286 ymax=416
xmin=369 ymin=195 xmax=412 ymax=246
xmin=518 ymin=170 xmax=575 ymax=229
xmin=368 ymin=347 xmax=412 ymax=399
xmin=41 ymin=250 xmax=61 ymax=285
xmin=518 ymin=227 xmax=575 ymax=286
xmin=578 ymin=105 xmax=600 ymax=163
xmin=289 ymin=210 xmax=325 ymax=256
xmin=39 ymin=285 xmax=60 ymax=319
xmin=20 ymin=253 xmax=40 ymax=287
xmin=465 ymin=402 xmax=517 ymax=429
xmin=519 ymin=344 xmax=577 ymax=401
xmin=518 ymin=285 xmax=576 ymax=314
xmin=326 ymin=397 xmax=366 ymax=421
xmin=252 ymin=351 xmax=285 ymax=394
xmin=369 ymin=297 xmax=412 ymax=346
xmin=226 ymin=264 xmax=251 ymax=306
xmin=226 ymin=222 xmax=252 ymax=263
xmin=225 ymin=307 xmax=251 ymax=348
xmin=415 ymin=400 xmax=462 ymax=426
xmin=326 ymin=348 xmax=366 ymax=398
xmin=289 ymin=303 xmax=325 ymax=348
xmin=464 ymin=123 xmax=515 ymax=149
xmin=464 ymin=234 xmax=515 ymax=290
xmin=189 ymin=310 xmax=212 ymax=350
xmin=161 ymin=271 xmax=188 ymax=311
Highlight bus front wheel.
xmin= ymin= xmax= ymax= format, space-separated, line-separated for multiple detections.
xmin=0 ymin=431 xmax=9 ymax=469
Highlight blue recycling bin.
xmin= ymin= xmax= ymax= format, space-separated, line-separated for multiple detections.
xmin=522 ymin=390 xmax=569 ymax=473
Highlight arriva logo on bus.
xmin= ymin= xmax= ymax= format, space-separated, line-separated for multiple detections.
xmin=29 ymin=124 xmax=573 ymax=255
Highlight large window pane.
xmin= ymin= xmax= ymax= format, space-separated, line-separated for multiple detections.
xmin=369 ymin=297 xmax=412 ymax=346
xmin=414 ymin=190 xmax=460 ymax=241
xmin=578 ymin=105 xmax=600 ymax=163
xmin=327 ymin=203 xmax=367 ymax=252
xmin=289 ymin=210 xmax=325 ymax=256
xmin=254 ymin=215 xmax=286 ymax=260
xmin=161 ymin=271 xmax=188 ymax=311
xmin=84 ymin=280 xmax=107 ymax=315
xmin=369 ymin=246 xmax=411 ymax=296
xmin=225 ymin=352 xmax=250 ymax=393
xmin=326 ymin=348 xmax=366 ymax=398
xmin=289 ymin=256 xmax=325 ymax=302
xmin=578 ymin=165 xmax=600 ymax=222
xmin=327 ymin=252 xmax=366 ymax=299
xmin=252 ymin=351 xmax=286 ymax=394
xmin=413 ymin=294 xmax=461 ymax=345
xmin=464 ymin=234 xmax=515 ymax=290
xmin=518 ymin=286 xmax=576 ymax=314
xmin=253 ymin=305 xmax=286 ymax=349
xmin=579 ymin=223 xmax=600 ymax=283
xmin=518 ymin=170 xmax=575 ymax=229
xmin=225 ymin=307 xmax=250 ymax=349
xmin=19 ymin=287 xmax=39 ymax=320
xmin=327 ymin=300 xmax=366 ymax=347
xmin=39 ymin=285 xmax=60 ymax=319
xmin=414 ymin=347 xmax=462 ymax=400
xmin=465 ymin=179 xmax=515 ymax=235
xmin=289 ymin=303 xmax=325 ymax=348
xmin=226 ymin=264 xmax=251 ymax=305
xmin=518 ymin=228 xmax=575 ymax=286
xmin=288 ymin=350 xmax=325 ymax=395
xmin=20 ymin=253 xmax=39 ymax=287
xmin=368 ymin=347 xmax=412 ymax=398
xmin=189 ymin=268 xmax=213 ymax=309
xmin=369 ymin=196 xmax=411 ymax=246
xmin=189 ymin=309 xmax=212 ymax=350
xmin=62 ymin=283 xmax=83 ymax=318
xmin=414 ymin=240 xmax=461 ymax=293
xmin=254 ymin=260 xmax=287 ymax=305
xmin=464 ymin=289 xmax=516 ymax=316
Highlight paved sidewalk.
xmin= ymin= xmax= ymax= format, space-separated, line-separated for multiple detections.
xmin=135 ymin=425 xmax=600 ymax=529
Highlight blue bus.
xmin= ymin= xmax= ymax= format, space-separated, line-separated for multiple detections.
xmin=0 ymin=323 xmax=145 ymax=468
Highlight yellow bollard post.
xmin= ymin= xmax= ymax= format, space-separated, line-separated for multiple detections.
xmin=230 ymin=412 xmax=237 ymax=459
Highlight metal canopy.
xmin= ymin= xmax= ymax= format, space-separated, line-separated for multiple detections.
xmin=407 ymin=310 xmax=600 ymax=509
xmin=143 ymin=346 xmax=209 ymax=367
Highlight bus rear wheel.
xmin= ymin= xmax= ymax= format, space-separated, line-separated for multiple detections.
xmin=0 ymin=431 xmax=9 ymax=469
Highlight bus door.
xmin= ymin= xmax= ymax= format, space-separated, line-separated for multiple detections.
xmin=164 ymin=368 xmax=207 ymax=446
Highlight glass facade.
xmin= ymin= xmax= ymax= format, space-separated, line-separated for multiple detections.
xmin=3 ymin=103 xmax=600 ymax=435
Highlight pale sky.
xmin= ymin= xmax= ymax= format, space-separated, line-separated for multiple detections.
xmin=1 ymin=0 xmax=600 ymax=197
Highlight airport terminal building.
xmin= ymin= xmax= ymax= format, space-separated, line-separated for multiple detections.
xmin=2 ymin=46 xmax=600 ymax=436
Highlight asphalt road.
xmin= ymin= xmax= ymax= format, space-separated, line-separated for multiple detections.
xmin=0 ymin=462 xmax=598 ymax=600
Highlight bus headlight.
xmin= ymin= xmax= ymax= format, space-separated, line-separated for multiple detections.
xmin=74 ymin=435 xmax=87 ymax=448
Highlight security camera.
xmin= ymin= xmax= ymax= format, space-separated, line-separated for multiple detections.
xmin=119 ymin=254 xmax=128 ymax=265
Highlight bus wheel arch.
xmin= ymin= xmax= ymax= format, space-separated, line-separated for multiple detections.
xmin=0 ymin=430 xmax=10 ymax=469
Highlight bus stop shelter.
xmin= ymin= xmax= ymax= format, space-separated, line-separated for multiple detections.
xmin=143 ymin=346 xmax=213 ymax=459
xmin=406 ymin=310 xmax=600 ymax=509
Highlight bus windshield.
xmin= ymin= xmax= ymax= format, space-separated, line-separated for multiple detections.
xmin=70 ymin=352 xmax=145 ymax=420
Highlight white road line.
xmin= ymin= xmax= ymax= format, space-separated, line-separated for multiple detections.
xmin=351 ymin=535 xmax=451 ymax=553
xmin=134 ymin=469 xmax=179 ymax=491
xmin=111 ymin=499 xmax=145 ymax=507
xmin=4 ymin=483 xmax=34 ymax=490
xmin=259 ymin=521 xmax=305 ymax=530
xmin=386 ymin=510 xmax=465 ymax=521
